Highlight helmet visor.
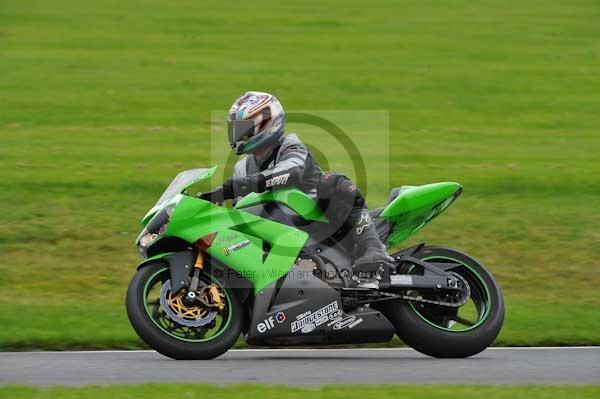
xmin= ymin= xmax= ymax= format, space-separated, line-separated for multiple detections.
xmin=228 ymin=119 xmax=255 ymax=147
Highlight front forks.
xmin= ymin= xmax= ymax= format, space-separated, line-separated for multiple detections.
xmin=186 ymin=251 xmax=205 ymax=298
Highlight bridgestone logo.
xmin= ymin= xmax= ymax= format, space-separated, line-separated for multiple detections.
xmin=291 ymin=301 xmax=338 ymax=333
xmin=265 ymin=173 xmax=290 ymax=188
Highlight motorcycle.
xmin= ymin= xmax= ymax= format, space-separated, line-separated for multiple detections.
xmin=126 ymin=166 xmax=504 ymax=359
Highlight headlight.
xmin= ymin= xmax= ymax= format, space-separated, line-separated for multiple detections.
xmin=138 ymin=230 xmax=164 ymax=248
xmin=136 ymin=204 xmax=175 ymax=252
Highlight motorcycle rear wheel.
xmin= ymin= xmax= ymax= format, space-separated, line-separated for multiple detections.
xmin=380 ymin=246 xmax=504 ymax=358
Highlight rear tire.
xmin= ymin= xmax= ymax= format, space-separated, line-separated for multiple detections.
xmin=126 ymin=263 xmax=243 ymax=360
xmin=380 ymin=246 xmax=504 ymax=358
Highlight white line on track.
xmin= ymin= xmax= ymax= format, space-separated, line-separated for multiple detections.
xmin=3 ymin=346 xmax=598 ymax=354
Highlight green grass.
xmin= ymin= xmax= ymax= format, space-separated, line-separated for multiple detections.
xmin=1 ymin=385 xmax=599 ymax=399
xmin=1 ymin=0 xmax=599 ymax=349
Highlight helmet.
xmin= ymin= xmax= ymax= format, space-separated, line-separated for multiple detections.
xmin=227 ymin=91 xmax=285 ymax=155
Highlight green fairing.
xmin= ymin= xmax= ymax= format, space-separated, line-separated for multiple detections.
xmin=235 ymin=189 xmax=328 ymax=223
xmin=380 ymin=182 xmax=462 ymax=247
xmin=166 ymin=196 xmax=308 ymax=294
xmin=139 ymin=166 xmax=461 ymax=294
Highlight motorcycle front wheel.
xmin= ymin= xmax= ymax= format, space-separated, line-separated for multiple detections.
xmin=380 ymin=246 xmax=505 ymax=358
xmin=126 ymin=263 xmax=242 ymax=360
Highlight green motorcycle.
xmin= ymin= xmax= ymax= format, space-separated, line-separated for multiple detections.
xmin=126 ymin=167 xmax=504 ymax=359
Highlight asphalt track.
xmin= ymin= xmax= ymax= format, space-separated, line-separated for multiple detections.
xmin=0 ymin=347 xmax=598 ymax=386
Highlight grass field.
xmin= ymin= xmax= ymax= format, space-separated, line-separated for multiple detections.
xmin=1 ymin=384 xmax=599 ymax=399
xmin=1 ymin=0 xmax=599 ymax=349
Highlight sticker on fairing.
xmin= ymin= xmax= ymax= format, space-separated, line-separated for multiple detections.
xmin=221 ymin=240 xmax=250 ymax=256
xmin=291 ymin=301 xmax=339 ymax=333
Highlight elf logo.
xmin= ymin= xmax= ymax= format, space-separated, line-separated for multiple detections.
xmin=257 ymin=312 xmax=286 ymax=334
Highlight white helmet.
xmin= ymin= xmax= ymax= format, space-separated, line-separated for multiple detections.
xmin=227 ymin=91 xmax=285 ymax=154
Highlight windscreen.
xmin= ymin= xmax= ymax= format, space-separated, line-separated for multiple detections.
xmin=154 ymin=168 xmax=212 ymax=208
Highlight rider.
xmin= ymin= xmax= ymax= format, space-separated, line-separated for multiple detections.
xmin=203 ymin=91 xmax=392 ymax=289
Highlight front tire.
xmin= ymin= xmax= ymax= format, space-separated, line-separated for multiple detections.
xmin=381 ymin=246 xmax=504 ymax=358
xmin=126 ymin=263 xmax=243 ymax=360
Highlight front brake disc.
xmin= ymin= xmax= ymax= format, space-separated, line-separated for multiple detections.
xmin=159 ymin=280 xmax=218 ymax=327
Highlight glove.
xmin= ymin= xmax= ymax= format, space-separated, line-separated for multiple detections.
xmin=197 ymin=186 xmax=225 ymax=204
xmin=223 ymin=175 xmax=266 ymax=198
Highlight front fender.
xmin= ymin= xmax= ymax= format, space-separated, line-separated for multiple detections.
xmin=136 ymin=252 xmax=176 ymax=270
xmin=137 ymin=250 xmax=196 ymax=293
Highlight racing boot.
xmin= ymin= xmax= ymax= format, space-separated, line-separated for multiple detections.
xmin=348 ymin=209 xmax=393 ymax=289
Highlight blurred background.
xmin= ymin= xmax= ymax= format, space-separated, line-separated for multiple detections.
xmin=1 ymin=0 xmax=598 ymax=350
